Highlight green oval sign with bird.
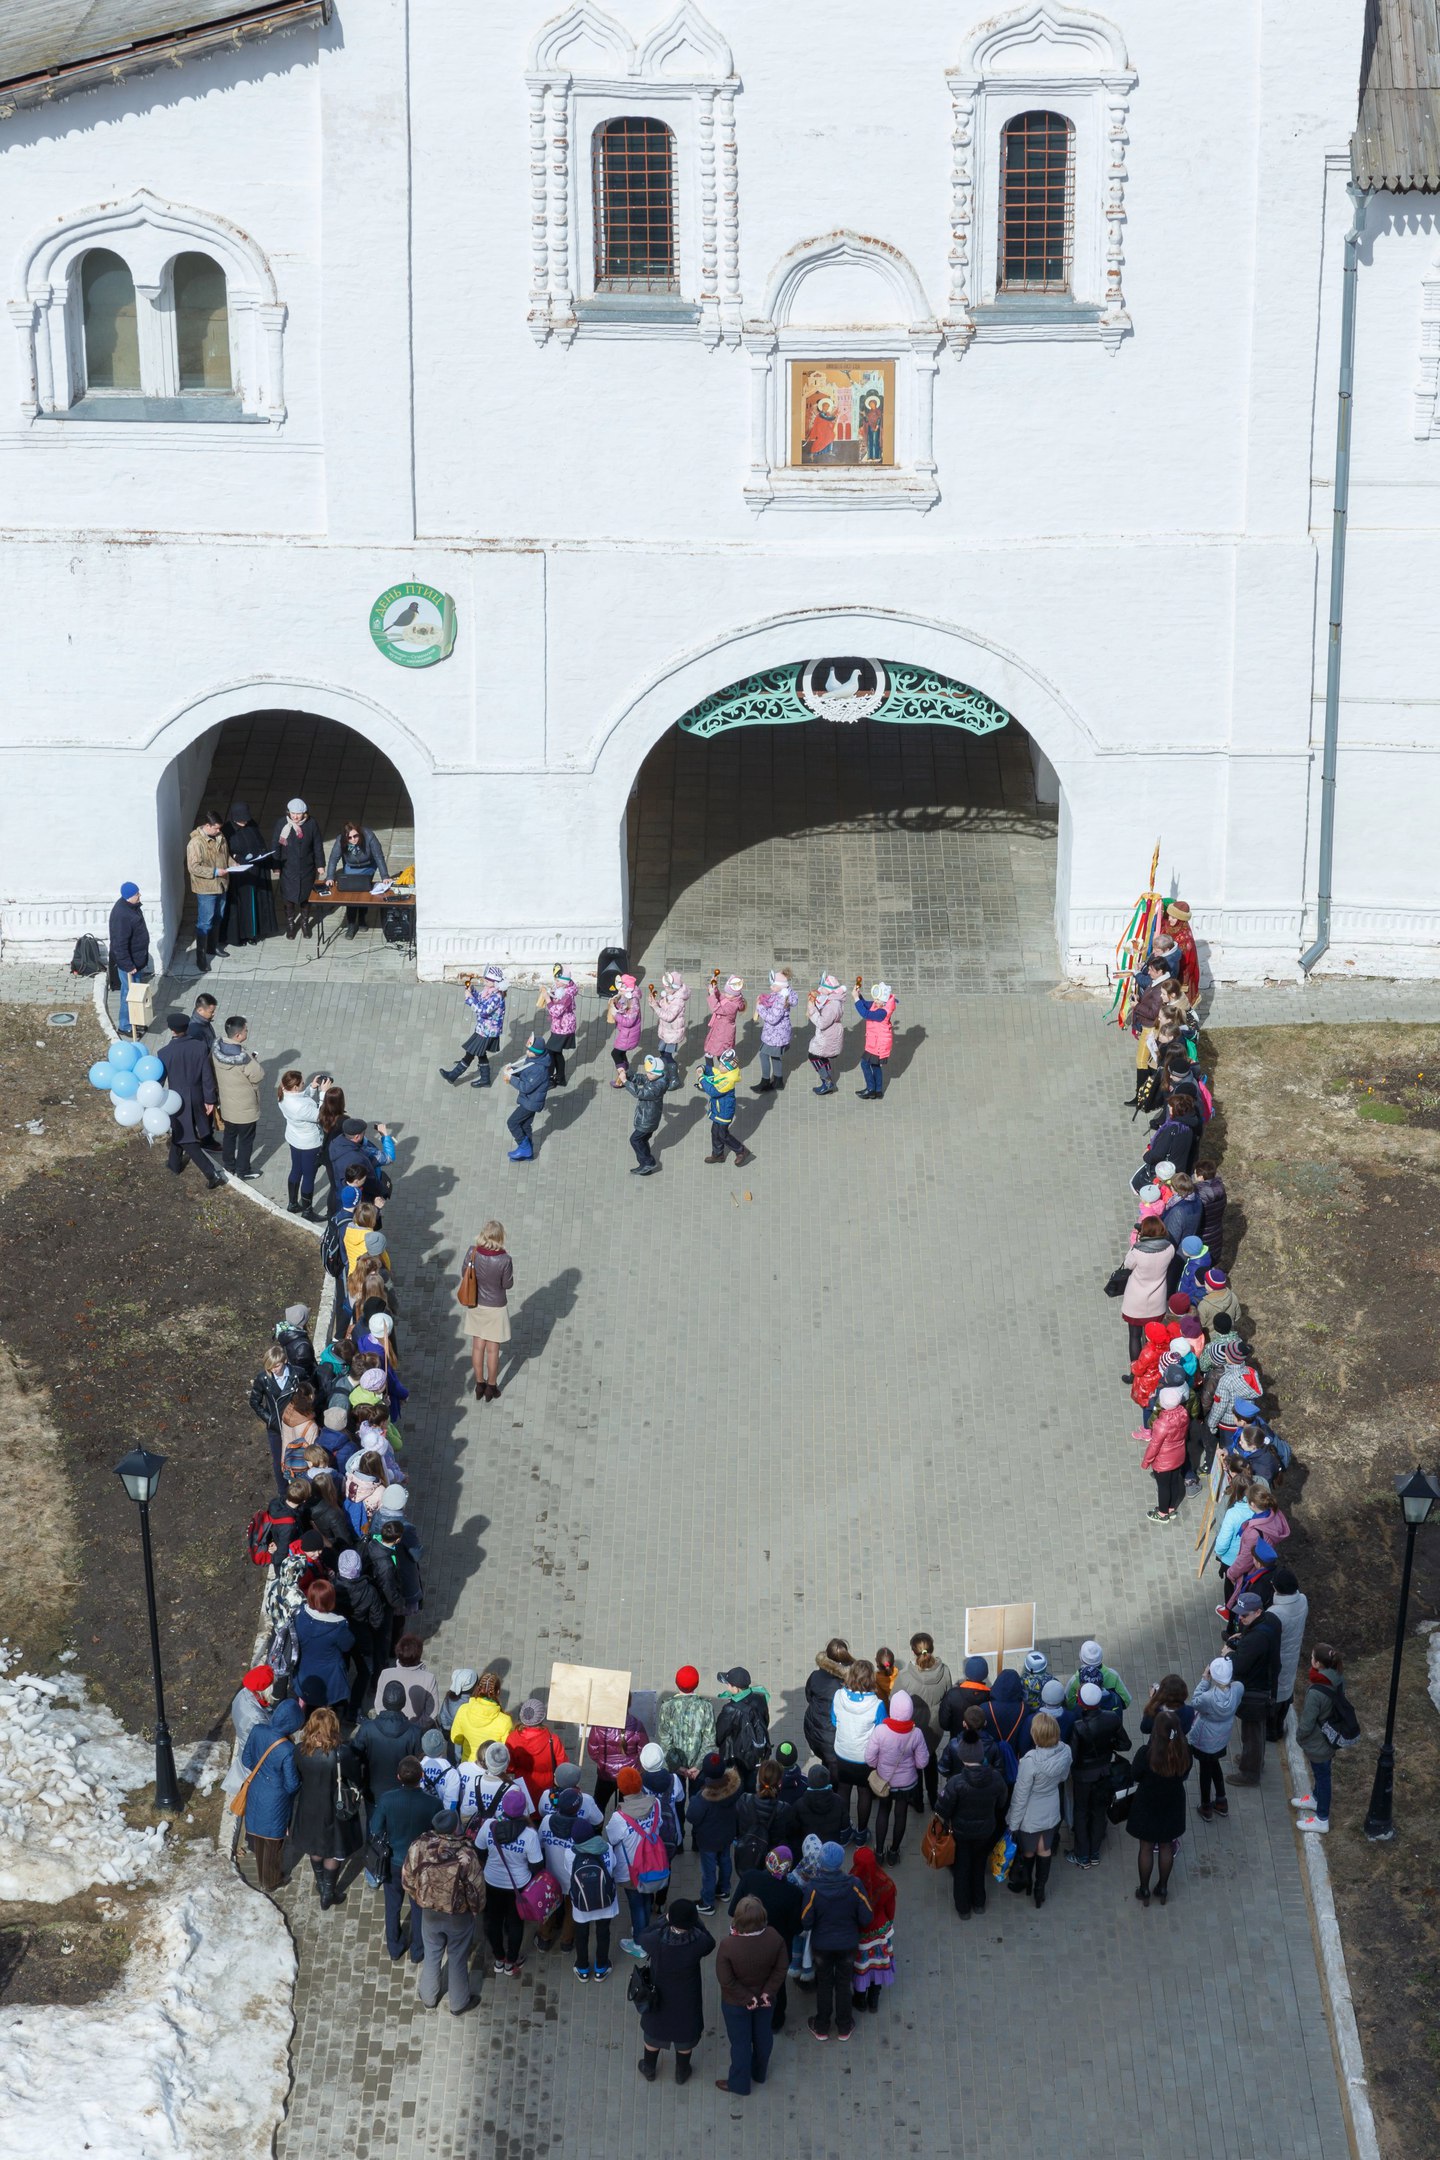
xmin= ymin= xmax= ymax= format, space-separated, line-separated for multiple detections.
xmin=369 ymin=582 xmax=457 ymax=668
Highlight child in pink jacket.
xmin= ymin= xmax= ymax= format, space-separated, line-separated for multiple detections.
xmin=1141 ymin=1383 xmax=1190 ymax=1523
xmin=853 ymin=980 xmax=897 ymax=1099
xmin=704 ymin=973 xmax=746 ymax=1055
xmin=863 ymin=1689 xmax=929 ymax=1863
xmin=606 ymin=974 xmax=643 ymax=1086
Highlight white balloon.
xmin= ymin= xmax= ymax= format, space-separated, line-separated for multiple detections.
xmin=162 ymin=1089 xmax=183 ymax=1116
xmin=142 ymin=1106 xmax=173 ymax=1137
xmin=114 ymin=1099 xmax=145 ymax=1127
xmin=135 ymin=1080 xmax=166 ymax=1110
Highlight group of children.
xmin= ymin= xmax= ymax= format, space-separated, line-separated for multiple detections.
xmin=436 ymin=963 xmax=901 ymax=1168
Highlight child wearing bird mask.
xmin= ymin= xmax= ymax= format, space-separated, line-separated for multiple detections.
xmin=755 ymin=968 xmax=799 ymax=1093
xmin=699 ymin=1048 xmax=753 ymax=1166
xmin=853 ymin=980 xmax=898 ymax=1099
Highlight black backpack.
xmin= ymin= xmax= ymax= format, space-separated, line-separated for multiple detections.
xmin=724 ymin=1695 xmax=770 ymax=1771
xmin=70 ymin=933 xmax=105 ymax=977
xmin=569 ymin=1849 xmax=615 ymax=1917
xmin=319 ymin=1216 xmax=346 ymax=1276
xmin=734 ymin=1792 xmax=777 ymax=1874
xmin=1316 ymin=1682 xmax=1360 ymax=1749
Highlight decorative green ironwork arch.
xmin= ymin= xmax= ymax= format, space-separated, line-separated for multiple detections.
xmin=677 ymin=660 xmax=1014 ymax=741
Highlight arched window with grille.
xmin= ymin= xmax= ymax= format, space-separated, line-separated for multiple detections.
xmin=998 ymin=110 xmax=1075 ymax=294
xmin=172 ymin=252 xmax=232 ymax=391
xmin=80 ymin=248 xmax=141 ymax=391
xmin=593 ymin=116 xmax=679 ymax=294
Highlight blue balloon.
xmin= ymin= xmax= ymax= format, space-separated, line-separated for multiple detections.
xmin=109 ymin=1040 xmax=141 ymax=1072
xmin=89 ymin=1061 xmax=116 ymax=1090
xmin=109 ymin=1070 xmax=140 ymax=1100
xmin=134 ymin=1054 xmax=165 ymax=1083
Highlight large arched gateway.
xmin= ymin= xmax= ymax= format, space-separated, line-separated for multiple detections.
xmin=625 ymin=657 xmax=1062 ymax=991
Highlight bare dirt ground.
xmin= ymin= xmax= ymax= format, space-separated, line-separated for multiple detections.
xmin=0 ymin=1002 xmax=314 ymax=2010
xmin=1209 ymin=1021 xmax=1440 ymax=2153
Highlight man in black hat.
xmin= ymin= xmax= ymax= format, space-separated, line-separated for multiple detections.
xmin=714 ymin=1667 xmax=771 ymax=1794
xmin=157 ymin=1012 xmax=224 ymax=1189
xmin=1224 ymin=1592 xmax=1283 ymax=1782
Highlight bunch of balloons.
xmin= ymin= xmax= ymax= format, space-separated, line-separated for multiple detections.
xmin=88 ymin=1039 xmax=181 ymax=1141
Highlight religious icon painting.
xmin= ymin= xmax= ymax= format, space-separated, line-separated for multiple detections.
xmin=789 ymin=360 xmax=895 ymax=469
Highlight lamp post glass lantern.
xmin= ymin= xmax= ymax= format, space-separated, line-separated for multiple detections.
xmin=1364 ymin=1465 xmax=1440 ymax=1842
xmin=113 ymin=1447 xmax=182 ymax=1813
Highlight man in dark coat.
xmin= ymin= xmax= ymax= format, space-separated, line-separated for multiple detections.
xmin=777 ymin=1763 xmax=849 ymax=1852
xmin=272 ymin=798 xmax=326 ymax=940
xmin=1225 ymin=1593 xmax=1283 ymax=1782
xmin=157 ymin=1013 xmax=224 ymax=1188
xmin=352 ymin=1682 xmax=425 ymax=1803
xmin=108 ymin=882 xmax=152 ymax=1039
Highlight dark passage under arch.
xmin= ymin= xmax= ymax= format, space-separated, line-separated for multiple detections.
xmin=626 ymin=714 xmax=1059 ymax=993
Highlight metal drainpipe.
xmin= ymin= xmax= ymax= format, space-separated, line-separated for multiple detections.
xmin=1300 ymin=180 xmax=1369 ymax=975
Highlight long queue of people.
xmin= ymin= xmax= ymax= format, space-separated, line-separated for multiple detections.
xmin=219 ymin=904 xmax=1359 ymax=2098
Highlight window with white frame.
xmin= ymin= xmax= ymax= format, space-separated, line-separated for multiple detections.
xmin=11 ymin=189 xmax=286 ymax=422
xmin=944 ymin=3 xmax=1136 ymax=352
xmin=526 ymin=3 xmax=741 ymax=347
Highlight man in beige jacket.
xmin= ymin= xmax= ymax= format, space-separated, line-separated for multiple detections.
xmin=211 ymin=1014 xmax=264 ymax=1179
xmin=185 ymin=810 xmax=230 ymax=974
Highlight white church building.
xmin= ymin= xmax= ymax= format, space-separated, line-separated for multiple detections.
xmin=1 ymin=0 xmax=1438 ymax=983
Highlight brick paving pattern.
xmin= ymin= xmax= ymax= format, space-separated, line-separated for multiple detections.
xmin=149 ymin=764 xmax=1354 ymax=2160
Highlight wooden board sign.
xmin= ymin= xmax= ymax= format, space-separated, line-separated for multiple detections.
xmin=547 ymin=1662 xmax=630 ymax=1730
xmin=964 ymin=1602 xmax=1036 ymax=1673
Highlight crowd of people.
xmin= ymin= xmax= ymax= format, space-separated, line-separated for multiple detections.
xmin=105 ymin=801 xmax=405 ymax=1033
xmin=213 ymin=888 xmax=1357 ymax=2093
xmin=438 ymin=963 xmax=900 ymax=1166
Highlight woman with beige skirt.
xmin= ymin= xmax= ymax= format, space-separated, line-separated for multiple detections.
xmin=462 ymin=1219 xmax=514 ymax=1402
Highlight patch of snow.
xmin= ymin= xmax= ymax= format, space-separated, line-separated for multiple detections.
xmin=0 ymin=1850 xmax=294 ymax=2160
xmin=1423 ymin=1622 xmax=1440 ymax=1721
xmin=0 ymin=1656 xmax=171 ymax=1904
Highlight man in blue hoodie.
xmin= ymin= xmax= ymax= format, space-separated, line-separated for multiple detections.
xmin=799 ymin=1842 xmax=872 ymax=2041
xmin=505 ymin=1040 xmax=551 ymax=1161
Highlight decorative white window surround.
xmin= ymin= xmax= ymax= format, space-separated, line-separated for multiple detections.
xmin=742 ymin=232 xmax=943 ymax=514
xmin=11 ymin=190 xmax=285 ymax=421
xmin=945 ymin=3 xmax=1136 ymax=356
xmin=1415 ymin=249 xmax=1440 ymax=438
xmin=526 ymin=2 xmax=741 ymax=348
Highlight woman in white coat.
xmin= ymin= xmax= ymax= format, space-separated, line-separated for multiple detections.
xmin=1005 ymin=1712 xmax=1072 ymax=1910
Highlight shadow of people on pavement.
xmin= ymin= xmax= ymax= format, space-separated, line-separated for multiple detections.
xmin=503 ymin=1266 xmax=582 ymax=1386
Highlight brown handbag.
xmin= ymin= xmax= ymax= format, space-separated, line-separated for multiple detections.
xmin=456 ymin=1250 xmax=479 ymax=1309
xmin=228 ymin=1736 xmax=289 ymax=1817
xmin=921 ymin=1814 xmax=955 ymax=1869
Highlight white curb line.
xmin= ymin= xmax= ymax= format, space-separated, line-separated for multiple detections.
xmin=1283 ymin=1727 xmax=1381 ymax=2160
xmin=93 ymin=973 xmax=321 ymax=1240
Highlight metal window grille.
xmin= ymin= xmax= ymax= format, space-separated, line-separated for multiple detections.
xmin=998 ymin=109 xmax=1075 ymax=293
xmin=594 ymin=116 xmax=679 ymax=294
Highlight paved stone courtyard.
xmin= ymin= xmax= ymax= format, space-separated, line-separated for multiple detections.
xmin=131 ymin=762 xmax=1355 ymax=2160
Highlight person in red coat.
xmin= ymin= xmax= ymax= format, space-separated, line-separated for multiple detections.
xmin=1129 ymin=1319 xmax=1172 ymax=1431
xmin=1163 ymin=902 xmax=1201 ymax=1002
xmin=1141 ymin=1384 xmax=1190 ymax=1523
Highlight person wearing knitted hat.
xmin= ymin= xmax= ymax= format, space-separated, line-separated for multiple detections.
xmin=539 ymin=965 xmax=577 ymax=1087
xmin=853 ymin=977 xmax=898 ymax=1099
xmin=1141 ymin=1382 xmax=1190 ymax=1522
xmin=799 ymin=1842 xmax=872 ymax=2040
xmin=699 ymin=1046 xmax=753 ymax=1166
xmin=610 ymin=1764 xmax=667 ymax=1953
xmin=473 ymin=1785 xmax=543 ymax=1977
xmin=688 ymin=1751 xmax=742 ymax=1914
xmin=657 ymin=1667 xmax=717 ymax=1800
xmin=1064 ymin=1641 xmax=1132 ymax=1712
xmin=704 ymin=970 xmax=747 ymax=1056
xmin=440 ymin=965 xmax=507 ymax=1088
xmin=625 ymin=1052 xmax=680 ymax=1176
xmin=647 ymin=970 xmax=691 ymax=1084
xmin=936 ymin=1654 xmax=992 ymax=1763
xmin=1019 ymin=1648 xmax=1055 ymax=1712
xmin=108 ymin=878 xmax=152 ymax=1038
xmin=503 ymin=1038 xmax=551 ymax=1163
xmin=507 ymin=1696 xmax=568 ymax=1803
xmin=636 ymin=1898 xmax=715 ymax=2083
xmin=1066 ymin=1681 xmax=1125 ymax=1869
xmin=1189 ymin=1656 xmax=1243 ymax=1820
xmin=605 ymin=972 xmax=644 ymax=1086
xmin=221 ymin=1662 xmax=276 ymax=1807
xmin=754 ymin=967 xmax=799 ymax=1092
xmin=806 ymin=971 xmax=846 ymax=1095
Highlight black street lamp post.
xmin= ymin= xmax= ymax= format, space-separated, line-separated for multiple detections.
xmin=1363 ymin=1465 xmax=1440 ymax=1842
xmin=114 ymin=1447 xmax=182 ymax=1813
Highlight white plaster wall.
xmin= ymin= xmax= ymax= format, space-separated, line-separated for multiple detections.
xmin=4 ymin=0 xmax=1439 ymax=986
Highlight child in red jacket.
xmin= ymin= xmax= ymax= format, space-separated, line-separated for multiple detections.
xmin=1141 ymin=1383 xmax=1190 ymax=1523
